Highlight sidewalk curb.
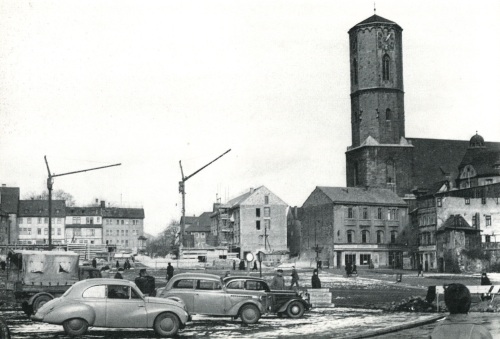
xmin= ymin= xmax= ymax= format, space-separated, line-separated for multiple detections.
xmin=337 ymin=314 xmax=445 ymax=339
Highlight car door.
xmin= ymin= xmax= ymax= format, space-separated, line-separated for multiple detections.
xmin=81 ymin=285 xmax=107 ymax=327
xmin=194 ymin=279 xmax=227 ymax=315
xmin=165 ymin=279 xmax=195 ymax=313
xmin=105 ymin=284 xmax=147 ymax=328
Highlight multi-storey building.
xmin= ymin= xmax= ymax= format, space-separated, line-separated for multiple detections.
xmin=0 ymin=185 xmax=19 ymax=245
xmin=210 ymin=202 xmax=232 ymax=247
xmin=17 ymin=200 xmax=66 ymax=245
xmin=416 ymin=183 xmax=500 ymax=272
xmin=101 ymin=201 xmax=145 ymax=252
xmin=217 ymin=186 xmax=288 ymax=258
xmin=300 ymin=186 xmax=409 ymax=269
xmin=184 ymin=212 xmax=212 ymax=248
xmin=65 ymin=206 xmax=103 ymax=245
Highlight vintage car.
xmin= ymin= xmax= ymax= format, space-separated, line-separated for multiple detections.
xmin=31 ymin=278 xmax=190 ymax=337
xmin=156 ymin=272 xmax=267 ymax=324
xmin=223 ymin=276 xmax=311 ymax=318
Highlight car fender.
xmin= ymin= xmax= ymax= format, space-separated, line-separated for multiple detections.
xmin=277 ymin=298 xmax=310 ymax=313
xmin=43 ymin=303 xmax=96 ymax=325
xmin=227 ymin=300 xmax=265 ymax=316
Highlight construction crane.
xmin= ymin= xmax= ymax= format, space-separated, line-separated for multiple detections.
xmin=44 ymin=156 xmax=121 ymax=250
xmin=178 ymin=149 xmax=231 ymax=254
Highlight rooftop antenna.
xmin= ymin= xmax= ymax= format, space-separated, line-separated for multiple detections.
xmin=374 ymin=2 xmax=376 ymax=14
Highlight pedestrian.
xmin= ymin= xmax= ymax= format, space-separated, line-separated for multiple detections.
xmin=233 ymin=260 xmax=236 ymax=270
xmin=0 ymin=261 xmax=6 ymax=271
xmin=114 ymin=271 xmax=123 ymax=279
xmin=224 ymin=270 xmax=231 ymax=278
xmin=116 ymin=260 xmax=120 ymax=269
xmin=270 ymin=269 xmax=285 ymax=290
xmin=345 ymin=262 xmax=352 ymax=277
xmin=417 ymin=263 xmax=424 ymax=277
xmin=430 ymin=283 xmax=492 ymax=339
xmin=92 ymin=258 xmax=97 ymax=268
xmin=290 ymin=266 xmax=300 ymax=288
xmin=480 ymin=273 xmax=491 ymax=285
xmin=311 ymin=269 xmax=321 ymax=288
xmin=252 ymin=261 xmax=258 ymax=271
xmin=124 ymin=258 xmax=131 ymax=270
xmin=239 ymin=260 xmax=245 ymax=271
xmin=352 ymin=264 xmax=357 ymax=275
xmin=166 ymin=262 xmax=174 ymax=282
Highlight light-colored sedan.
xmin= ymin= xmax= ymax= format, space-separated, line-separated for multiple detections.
xmin=31 ymin=278 xmax=190 ymax=337
xmin=157 ymin=273 xmax=267 ymax=324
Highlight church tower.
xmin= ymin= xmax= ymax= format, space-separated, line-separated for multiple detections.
xmin=346 ymin=15 xmax=414 ymax=196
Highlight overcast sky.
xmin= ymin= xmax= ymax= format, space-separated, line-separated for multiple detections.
xmin=1 ymin=0 xmax=499 ymax=236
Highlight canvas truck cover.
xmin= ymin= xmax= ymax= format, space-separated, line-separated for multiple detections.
xmin=17 ymin=250 xmax=80 ymax=285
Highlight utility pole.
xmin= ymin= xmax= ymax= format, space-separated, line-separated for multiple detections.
xmin=44 ymin=156 xmax=121 ymax=250
xmin=178 ymin=149 xmax=231 ymax=256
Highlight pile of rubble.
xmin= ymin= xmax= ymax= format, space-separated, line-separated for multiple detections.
xmin=386 ymin=297 xmax=436 ymax=312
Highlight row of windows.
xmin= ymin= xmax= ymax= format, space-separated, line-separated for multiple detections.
xmin=105 ymin=229 xmax=139 ymax=236
xmin=436 ymin=196 xmax=500 ymax=206
xmin=354 ymin=108 xmax=395 ymax=123
xmin=19 ymin=227 xmax=62 ymax=235
xmin=105 ymin=219 xmax=141 ymax=225
xmin=71 ymin=217 xmax=101 ymax=224
xmin=255 ymin=219 xmax=271 ymax=230
xmin=20 ymin=217 xmax=63 ymax=224
xmin=345 ymin=230 xmax=398 ymax=244
xmin=346 ymin=207 xmax=399 ymax=221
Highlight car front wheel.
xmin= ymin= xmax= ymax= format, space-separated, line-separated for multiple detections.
xmin=239 ymin=304 xmax=260 ymax=324
xmin=33 ymin=295 xmax=52 ymax=314
xmin=62 ymin=318 xmax=89 ymax=336
xmin=154 ymin=312 xmax=180 ymax=337
xmin=286 ymin=301 xmax=305 ymax=318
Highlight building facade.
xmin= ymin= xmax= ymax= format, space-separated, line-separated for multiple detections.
xmin=17 ymin=200 xmax=66 ymax=245
xmin=101 ymin=202 xmax=145 ymax=253
xmin=300 ymin=186 xmax=409 ymax=269
xmin=0 ymin=186 xmax=19 ymax=245
xmin=65 ymin=206 xmax=103 ymax=245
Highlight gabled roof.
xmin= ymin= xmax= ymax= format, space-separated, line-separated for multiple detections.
xmin=436 ymin=215 xmax=480 ymax=234
xmin=227 ymin=188 xmax=258 ymax=207
xmin=66 ymin=206 xmax=102 ymax=216
xmin=102 ymin=207 xmax=144 ymax=219
xmin=458 ymin=144 xmax=500 ymax=177
xmin=180 ymin=216 xmax=199 ymax=225
xmin=315 ymin=186 xmax=406 ymax=206
xmin=18 ymin=200 xmax=66 ymax=217
xmin=185 ymin=212 xmax=212 ymax=233
xmin=0 ymin=186 xmax=20 ymax=214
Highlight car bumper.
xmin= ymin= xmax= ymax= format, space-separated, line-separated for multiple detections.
xmin=31 ymin=314 xmax=43 ymax=322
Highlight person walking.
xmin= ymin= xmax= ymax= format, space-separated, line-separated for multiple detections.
xmin=166 ymin=262 xmax=174 ymax=282
xmin=290 ymin=266 xmax=300 ymax=288
xmin=124 ymin=258 xmax=131 ymax=270
xmin=417 ymin=263 xmax=424 ymax=277
xmin=92 ymin=258 xmax=97 ymax=268
xmin=430 ymin=283 xmax=492 ymax=339
xmin=114 ymin=271 xmax=123 ymax=279
xmin=270 ymin=269 xmax=285 ymax=290
xmin=116 ymin=260 xmax=120 ymax=269
xmin=252 ymin=261 xmax=258 ymax=271
xmin=311 ymin=269 xmax=321 ymax=288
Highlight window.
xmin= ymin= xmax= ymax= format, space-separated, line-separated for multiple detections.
xmin=437 ymin=198 xmax=442 ymax=207
xmin=57 ymin=228 xmax=61 ymax=235
xmin=347 ymin=231 xmax=354 ymax=243
xmin=37 ymin=228 xmax=42 ymax=235
xmin=376 ymin=231 xmax=384 ymax=244
xmin=361 ymin=230 xmax=369 ymax=243
xmin=83 ymin=285 xmax=105 ymax=298
xmin=264 ymin=219 xmax=270 ymax=229
xmin=44 ymin=217 xmax=48 ymax=223
xmin=108 ymin=285 xmax=130 ymax=299
xmin=348 ymin=207 xmax=354 ymax=219
xmin=390 ymin=231 xmax=397 ymax=244
xmin=382 ymin=54 xmax=390 ymax=80
xmin=97 ymin=217 xmax=101 ymax=223
xmin=256 ymin=220 xmax=261 ymax=230
xmin=226 ymin=281 xmax=244 ymax=289
xmin=485 ymin=235 xmax=491 ymax=243
xmin=345 ymin=254 xmax=356 ymax=265
xmin=246 ymin=281 xmax=267 ymax=291
xmin=486 ymin=215 xmax=491 ymax=226
xmin=72 ymin=217 xmax=80 ymax=224
xmin=256 ymin=208 xmax=261 ymax=217
xmin=86 ymin=217 xmax=93 ymax=224
xmin=386 ymin=160 xmax=395 ymax=184
xmin=465 ymin=197 xmax=470 ymax=205
xmin=386 ymin=108 xmax=392 ymax=121
xmin=38 ymin=217 xmax=42 ymax=224
xmin=116 ymin=220 xmax=119 ymax=225
xmin=264 ymin=207 xmax=270 ymax=217
xmin=56 ymin=218 xmax=61 ymax=224
xmin=377 ymin=208 xmax=382 ymax=219
xmin=265 ymin=195 xmax=270 ymax=204
xmin=481 ymin=197 xmax=486 ymax=205
xmin=116 ymin=230 xmax=120 ymax=236
xmin=44 ymin=228 xmax=48 ymax=235
xmin=360 ymin=254 xmax=371 ymax=265
xmin=27 ymin=218 xmax=31 ymax=224
xmin=197 ymin=280 xmax=221 ymax=290
xmin=121 ymin=230 xmax=124 ymax=236
xmin=353 ymin=58 xmax=358 ymax=85
xmin=121 ymin=220 xmax=124 ymax=225
xmin=362 ymin=208 xmax=368 ymax=219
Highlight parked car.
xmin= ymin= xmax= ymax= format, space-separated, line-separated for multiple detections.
xmin=31 ymin=278 xmax=190 ymax=337
xmin=156 ymin=272 xmax=267 ymax=324
xmin=223 ymin=276 xmax=311 ymax=318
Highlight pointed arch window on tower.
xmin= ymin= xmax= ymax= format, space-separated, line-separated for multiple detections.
xmin=353 ymin=58 xmax=358 ymax=85
xmin=386 ymin=108 xmax=392 ymax=121
xmin=386 ymin=160 xmax=396 ymax=190
xmin=382 ymin=54 xmax=390 ymax=81
xmin=353 ymin=161 xmax=359 ymax=186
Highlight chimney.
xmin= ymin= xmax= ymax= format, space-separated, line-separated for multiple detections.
xmin=2 ymin=184 xmax=6 ymax=187
xmin=100 ymin=201 xmax=106 ymax=208
xmin=250 ymin=187 xmax=254 ymax=194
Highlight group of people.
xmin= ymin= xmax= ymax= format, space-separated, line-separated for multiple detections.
xmin=345 ymin=262 xmax=357 ymax=277
xmin=269 ymin=266 xmax=322 ymax=290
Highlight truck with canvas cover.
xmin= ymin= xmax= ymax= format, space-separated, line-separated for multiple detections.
xmin=5 ymin=250 xmax=101 ymax=315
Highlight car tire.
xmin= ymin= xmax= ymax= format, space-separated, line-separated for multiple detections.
xmin=33 ymin=295 xmax=52 ymax=314
xmin=239 ymin=304 xmax=260 ymax=324
xmin=62 ymin=318 xmax=89 ymax=336
xmin=286 ymin=301 xmax=305 ymax=318
xmin=154 ymin=312 xmax=180 ymax=337
xmin=277 ymin=312 xmax=284 ymax=318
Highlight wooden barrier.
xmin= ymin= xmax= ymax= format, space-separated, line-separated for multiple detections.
xmin=435 ymin=285 xmax=500 ymax=311
xmin=307 ymin=288 xmax=333 ymax=307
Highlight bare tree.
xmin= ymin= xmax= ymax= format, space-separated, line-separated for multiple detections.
xmin=23 ymin=189 xmax=76 ymax=206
